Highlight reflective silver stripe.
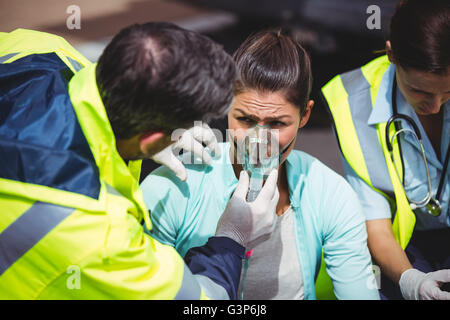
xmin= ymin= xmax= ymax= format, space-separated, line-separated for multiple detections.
xmin=340 ymin=69 xmax=394 ymax=193
xmin=174 ymin=264 xmax=202 ymax=300
xmin=105 ymin=183 xmax=122 ymax=197
xmin=0 ymin=52 xmax=19 ymax=63
xmin=65 ymin=56 xmax=83 ymax=72
xmin=194 ymin=274 xmax=229 ymax=300
xmin=0 ymin=201 xmax=75 ymax=276
xmin=174 ymin=264 xmax=229 ymax=300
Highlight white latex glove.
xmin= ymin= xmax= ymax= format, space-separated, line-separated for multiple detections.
xmin=215 ymin=169 xmax=280 ymax=248
xmin=399 ymin=268 xmax=450 ymax=300
xmin=151 ymin=123 xmax=220 ymax=181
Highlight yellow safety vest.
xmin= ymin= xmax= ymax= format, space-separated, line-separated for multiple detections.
xmin=0 ymin=29 xmax=208 ymax=299
xmin=322 ymin=55 xmax=416 ymax=250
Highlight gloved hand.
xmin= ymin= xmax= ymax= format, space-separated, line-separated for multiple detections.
xmin=151 ymin=123 xmax=220 ymax=181
xmin=215 ymin=169 xmax=279 ymax=248
xmin=399 ymin=268 xmax=450 ymax=300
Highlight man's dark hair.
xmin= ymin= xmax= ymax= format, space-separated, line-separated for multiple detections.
xmin=390 ymin=0 xmax=450 ymax=74
xmin=96 ymin=22 xmax=236 ymax=139
xmin=232 ymin=29 xmax=312 ymax=115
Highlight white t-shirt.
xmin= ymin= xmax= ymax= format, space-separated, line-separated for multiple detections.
xmin=238 ymin=206 xmax=304 ymax=300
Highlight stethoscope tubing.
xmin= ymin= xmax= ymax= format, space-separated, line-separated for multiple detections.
xmin=385 ymin=74 xmax=449 ymax=215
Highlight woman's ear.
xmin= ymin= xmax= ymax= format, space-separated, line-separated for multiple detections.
xmin=299 ymin=100 xmax=314 ymax=128
xmin=386 ymin=41 xmax=395 ymax=64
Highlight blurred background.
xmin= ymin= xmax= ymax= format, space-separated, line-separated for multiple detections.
xmin=0 ymin=0 xmax=398 ymax=179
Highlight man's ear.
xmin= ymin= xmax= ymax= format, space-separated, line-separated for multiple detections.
xmin=300 ymin=100 xmax=314 ymax=128
xmin=139 ymin=131 xmax=166 ymax=155
xmin=386 ymin=41 xmax=395 ymax=64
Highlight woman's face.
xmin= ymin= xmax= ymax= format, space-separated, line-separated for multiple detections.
xmin=386 ymin=41 xmax=450 ymax=115
xmin=395 ymin=66 xmax=450 ymax=116
xmin=228 ymin=90 xmax=313 ymax=166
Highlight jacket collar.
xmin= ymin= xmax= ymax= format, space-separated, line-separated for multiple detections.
xmin=68 ymin=63 xmax=150 ymax=227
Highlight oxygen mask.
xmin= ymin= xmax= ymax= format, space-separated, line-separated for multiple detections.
xmin=238 ymin=125 xmax=281 ymax=202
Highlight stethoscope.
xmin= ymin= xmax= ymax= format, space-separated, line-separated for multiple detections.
xmin=385 ymin=75 xmax=449 ymax=217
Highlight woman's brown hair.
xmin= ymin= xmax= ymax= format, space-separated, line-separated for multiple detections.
xmin=390 ymin=0 xmax=450 ymax=74
xmin=232 ymin=30 xmax=313 ymax=115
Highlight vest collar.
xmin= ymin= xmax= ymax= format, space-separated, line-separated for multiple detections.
xmin=368 ymin=63 xmax=395 ymax=125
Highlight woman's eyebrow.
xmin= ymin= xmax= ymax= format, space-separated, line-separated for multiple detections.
xmin=265 ymin=115 xmax=292 ymax=121
xmin=408 ymin=84 xmax=450 ymax=95
xmin=233 ymin=108 xmax=292 ymax=121
xmin=408 ymin=84 xmax=432 ymax=94
xmin=233 ymin=108 xmax=259 ymax=120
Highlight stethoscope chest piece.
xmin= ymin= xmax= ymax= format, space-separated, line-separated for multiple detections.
xmin=425 ymin=198 xmax=442 ymax=217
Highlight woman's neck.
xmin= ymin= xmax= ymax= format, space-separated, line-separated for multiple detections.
xmin=417 ymin=108 xmax=444 ymax=161
xmin=276 ymin=164 xmax=291 ymax=216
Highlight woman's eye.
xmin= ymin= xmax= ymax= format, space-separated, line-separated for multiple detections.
xmin=270 ymin=121 xmax=286 ymax=127
xmin=409 ymin=87 xmax=429 ymax=96
xmin=237 ymin=117 xmax=254 ymax=123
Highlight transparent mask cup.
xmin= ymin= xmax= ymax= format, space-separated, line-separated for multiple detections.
xmin=238 ymin=125 xmax=281 ymax=202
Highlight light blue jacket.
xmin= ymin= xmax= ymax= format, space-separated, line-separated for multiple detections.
xmin=141 ymin=142 xmax=380 ymax=300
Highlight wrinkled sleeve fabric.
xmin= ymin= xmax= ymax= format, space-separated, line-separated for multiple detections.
xmin=140 ymin=166 xmax=186 ymax=247
xmin=318 ymin=168 xmax=380 ymax=300
xmin=342 ymin=155 xmax=392 ymax=221
xmin=185 ymin=237 xmax=245 ymax=300
xmin=140 ymin=166 xmax=244 ymax=300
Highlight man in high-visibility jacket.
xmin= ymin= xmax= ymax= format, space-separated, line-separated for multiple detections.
xmin=0 ymin=23 xmax=279 ymax=299
xmin=322 ymin=0 xmax=449 ymax=300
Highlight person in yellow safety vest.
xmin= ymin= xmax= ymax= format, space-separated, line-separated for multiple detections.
xmin=0 ymin=23 xmax=280 ymax=299
xmin=322 ymin=0 xmax=450 ymax=300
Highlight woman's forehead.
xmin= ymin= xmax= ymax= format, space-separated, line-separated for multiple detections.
xmin=399 ymin=66 xmax=450 ymax=94
xmin=232 ymin=90 xmax=297 ymax=118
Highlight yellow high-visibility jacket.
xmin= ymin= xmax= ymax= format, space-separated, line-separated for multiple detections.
xmin=0 ymin=29 xmax=234 ymax=299
xmin=322 ymin=55 xmax=416 ymax=249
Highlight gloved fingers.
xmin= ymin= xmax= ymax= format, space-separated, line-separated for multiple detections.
xmin=271 ymin=185 xmax=280 ymax=206
xmin=233 ymin=171 xmax=249 ymax=200
xmin=429 ymin=269 xmax=450 ymax=282
xmin=189 ymin=123 xmax=221 ymax=157
xmin=425 ymin=284 xmax=450 ymax=300
xmin=151 ymin=146 xmax=187 ymax=181
xmin=201 ymin=123 xmax=221 ymax=157
xmin=256 ymin=169 xmax=278 ymax=201
xmin=269 ymin=187 xmax=279 ymax=229
xmin=434 ymin=286 xmax=450 ymax=300
xmin=151 ymin=145 xmax=172 ymax=164
xmin=178 ymin=131 xmax=213 ymax=165
xmin=428 ymin=269 xmax=450 ymax=300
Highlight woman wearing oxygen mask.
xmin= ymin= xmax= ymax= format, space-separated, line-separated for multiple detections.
xmin=140 ymin=30 xmax=380 ymax=300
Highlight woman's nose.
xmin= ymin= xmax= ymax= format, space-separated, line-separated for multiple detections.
xmin=434 ymin=98 xmax=445 ymax=113
xmin=426 ymin=96 xmax=443 ymax=114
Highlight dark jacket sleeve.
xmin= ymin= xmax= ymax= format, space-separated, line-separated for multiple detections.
xmin=184 ymin=236 xmax=245 ymax=300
